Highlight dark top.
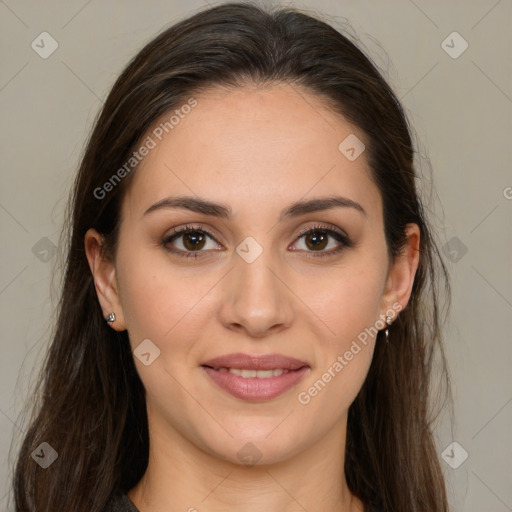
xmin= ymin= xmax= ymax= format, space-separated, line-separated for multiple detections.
xmin=105 ymin=493 xmax=140 ymax=512
xmin=106 ymin=493 xmax=381 ymax=511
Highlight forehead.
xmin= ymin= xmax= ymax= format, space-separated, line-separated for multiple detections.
xmin=123 ymin=83 xmax=382 ymax=223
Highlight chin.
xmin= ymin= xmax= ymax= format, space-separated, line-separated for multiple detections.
xmin=198 ymin=425 xmax=304 ymax=467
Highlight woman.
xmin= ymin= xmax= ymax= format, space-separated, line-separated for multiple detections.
xmin=13 ymin=2 xmax=452 ymax=511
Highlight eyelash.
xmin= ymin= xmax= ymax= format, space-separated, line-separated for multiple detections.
xmin=162 ymin=223 xmax=352 ymax=259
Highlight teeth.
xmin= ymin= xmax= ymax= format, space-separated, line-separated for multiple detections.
xmin=220 ymin=368 xmax=289 ymax=378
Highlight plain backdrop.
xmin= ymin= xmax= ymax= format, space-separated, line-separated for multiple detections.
xmin=1 ymin=1 xmax=511 ymax=511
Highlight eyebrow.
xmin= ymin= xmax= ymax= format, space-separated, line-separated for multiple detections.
xmin=143 ymin=194 xmax=367 ymax=221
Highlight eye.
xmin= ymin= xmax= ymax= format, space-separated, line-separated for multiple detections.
xmin=162 ymin=223 xmax=352 ymax=259
xmin=290 ymin=224 xmax=352 ymax=258
xmin=162 ymin=224 xmax=222 ymax=259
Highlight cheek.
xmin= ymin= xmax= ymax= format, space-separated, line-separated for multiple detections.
xmin=294 ymin=254 xmax=386 ymax=404
xmin=295 ymin=274 xmax=381 ymax=420
xmin=115 ymin=240 xmax=207 ymax=348
xmin=304 ymin=257 xmax=387 ymax=345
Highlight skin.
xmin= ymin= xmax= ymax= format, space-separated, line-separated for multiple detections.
xmin=85 ymin=82 xmax=420 ymax=512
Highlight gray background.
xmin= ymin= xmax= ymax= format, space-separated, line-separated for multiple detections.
xmin=1 ymin=1 xmax=511 ymax=510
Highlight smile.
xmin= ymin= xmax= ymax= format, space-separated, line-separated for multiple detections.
xmin=201 ymin=365 xmax=309 ymax=401
xmin=214 ymin=368 xmax=290 ymax=378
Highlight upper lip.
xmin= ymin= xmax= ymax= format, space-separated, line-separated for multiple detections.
xmin=200 ymin=353 xmax=310 ymax=371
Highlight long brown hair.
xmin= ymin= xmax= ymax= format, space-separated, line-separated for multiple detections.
xmin=13 ymin=2 xmax=452 ymax=510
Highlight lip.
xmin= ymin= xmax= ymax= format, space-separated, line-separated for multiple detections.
xmin=200 ymin=352 xmax=309 ymax=371
xmin=200 ymin=353 xmax=310 ymax=402
xmin=201 ymin=366 xmax=310 ymax=401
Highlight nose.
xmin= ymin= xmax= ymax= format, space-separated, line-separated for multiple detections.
xmin=217 ymin=248 xmax=294 ymax=339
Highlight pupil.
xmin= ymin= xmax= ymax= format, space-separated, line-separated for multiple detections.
xmin=307 ymin=231 xmax=327 ymax=250
xmin=184 ymin=232 xmax=205 ymax=250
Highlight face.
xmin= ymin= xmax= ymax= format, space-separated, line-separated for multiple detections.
xmin=87 ymin=82 xmax=418 ymax=466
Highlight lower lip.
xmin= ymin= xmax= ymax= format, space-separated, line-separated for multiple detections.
xmin=201 ymin=366 xmax=310 ymax=401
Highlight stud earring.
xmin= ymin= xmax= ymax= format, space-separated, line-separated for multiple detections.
xmin=105 ymin=312 xmax=116 ymax=324
xmin=385 ymin=316 xmax=393 ymax=343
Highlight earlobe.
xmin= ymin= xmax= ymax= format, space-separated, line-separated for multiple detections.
xmin=84 ymin=228 xmax=126 ymax=331
xmin=381 ymin=223 xmax=421 ymax=317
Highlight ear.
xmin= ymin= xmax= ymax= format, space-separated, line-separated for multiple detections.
xmin=379 ymin=223 xmax=421 ymax=320
xmin=84 ymin=228 xmax=126 ymax=331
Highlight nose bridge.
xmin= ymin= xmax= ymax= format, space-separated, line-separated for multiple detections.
xmin=219 ymin=236 xmax=293 ymax=335
xmin=236 ymin=244 xmax=280 ymax=299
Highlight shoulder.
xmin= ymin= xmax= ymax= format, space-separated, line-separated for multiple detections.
xmin=104 ymin=493 xmax=140 ymax=512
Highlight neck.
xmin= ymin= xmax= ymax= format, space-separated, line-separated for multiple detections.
xmin=128 ymin=412 xmax=364 ymax=512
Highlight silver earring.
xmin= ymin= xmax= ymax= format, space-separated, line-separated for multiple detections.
xmin=105 ymin=312 xmax=116 ymax=324
xmin=385 ymin=316 xmax=393 ymax=343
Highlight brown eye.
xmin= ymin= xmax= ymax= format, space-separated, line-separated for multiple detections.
xmin=292 ymin=225 xmax=352 ymax=258
xmin=162 ymin=225 xmax=221 ymax=258
xmin=303 ymin=230 xmax=329 ymax=251
xmin=181 ymin=231 xmax=207 ymax=251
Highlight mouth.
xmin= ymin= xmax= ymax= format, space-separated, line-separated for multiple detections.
xmin=200 ymin=352 xmax=309 ymax=371
xmin=202 ymin=367 xmax=300 ymax=378
xmin=200 ymin=353 xmax=310 ymax=401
